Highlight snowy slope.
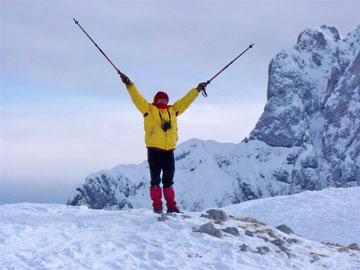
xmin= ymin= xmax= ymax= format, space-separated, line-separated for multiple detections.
xmin=2 ymin=188 xmax=360 ymax=270
xmin=223 ymin=187 xmax=360 ymax=246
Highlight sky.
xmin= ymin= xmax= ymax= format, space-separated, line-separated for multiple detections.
xmin=1 ymin=0 xmax=359 ymax=204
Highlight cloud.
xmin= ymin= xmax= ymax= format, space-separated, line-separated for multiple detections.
xmin=1 ymin=97 xmax=264 ymax=203
xmin=178 ymin=101 xmax=264 ymax=143
xmin=2 ymin=1 xmax=358 ymax=101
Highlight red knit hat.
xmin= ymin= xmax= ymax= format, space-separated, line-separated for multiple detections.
xmin=153 ymin=91 xmax=169 ymax=104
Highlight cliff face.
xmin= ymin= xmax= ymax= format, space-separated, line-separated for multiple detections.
xmin=250 ymin=25 xmax=360 ymax=189
xmin=68 ymin=25 xmax=360 ymax=211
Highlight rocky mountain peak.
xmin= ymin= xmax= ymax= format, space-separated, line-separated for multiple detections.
xmin=250 ymin=25 xmax=359 ymax=148
xmin=319 ymin=25 xmax=341 ymax=42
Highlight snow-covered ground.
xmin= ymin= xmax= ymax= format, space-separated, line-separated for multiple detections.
xmin=224 ymin=187 xmax=360 ymax=246
xmin=1 ymin=187 xmax=359 ymax=270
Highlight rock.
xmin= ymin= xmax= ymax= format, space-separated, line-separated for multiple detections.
xmin=206 ymin=209 xmax=227 ymax=221
xmin=194 ymin=222 xmax=222 ymax=238
xmin=257 ymin=246 xmax=270 ymax=255
xmin=271 ymin=239 xmax=285 ymax=246
xmin=286 ymin=238 xmax=299 ymax=244
xmin=257 ymin=236 xmax=269 ymax=242
xmin=200 ymin=214 xmax=210 ymax=219
xmin=276 ymin=224 xmax=294 ymax=234
xmin=221 ymin=227 xmax=240 ymax=236
xmin=310 ymin=254 xmax=320 ymax=263
xmin=349 ymin=243 xmax=360 ymax=251
xmin=271 ymin=239 xmax=287 ymax=252
xmin=240 ymin=244 xmax=249 ymax=252
xmin=245 ymin=230 xmax=254 ymax=237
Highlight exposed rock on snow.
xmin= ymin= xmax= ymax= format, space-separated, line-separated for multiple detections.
xmin=205 ymin=209 xmax=228 ymax=221
xmin=221 ymin=226 xmax=240 ymax=236
xmin=256 ymin=246 xmax=270 ymax=255
xmin=276 ymin=224 xmax=295 ymax=235
xmin=194 ymin=222 xmax=223 ymax=238
xmin=349 ymin=243 xmax=360 ymax=251
xmin=68 ymin=25 xmax=360 ymax=211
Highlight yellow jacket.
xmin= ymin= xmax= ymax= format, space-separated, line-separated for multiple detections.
xmin=126 ymin=83 xmax=199 ymax=150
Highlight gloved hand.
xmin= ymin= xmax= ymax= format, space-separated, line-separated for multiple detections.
xmin=119 ymin=71 xmax=132 ymax=86
xmin=196 ymin=82 xmax=208 ymax=92
xmin=196 ymin=81 xmax=209 ymax=97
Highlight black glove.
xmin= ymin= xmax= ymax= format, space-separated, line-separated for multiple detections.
xmin=119 ymin=71 xmax=132 ymax=86
xmin=196 ymin=81 xmax=209 ymax=96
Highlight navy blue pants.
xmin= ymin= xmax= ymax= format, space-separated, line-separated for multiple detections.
xmin=147 ymin=149 xmax=175 ymax=188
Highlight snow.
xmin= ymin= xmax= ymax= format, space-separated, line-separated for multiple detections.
xmin=223 ymin=187 xmax=360 ymax=246
xmin=1 ymin=187 xmax=359 ymax=270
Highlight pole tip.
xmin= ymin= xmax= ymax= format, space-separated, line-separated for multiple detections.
xmin=249 ymin=43 xmax=254 ymax=48
xmin=73 ymin=18 xmax=78 ymax=24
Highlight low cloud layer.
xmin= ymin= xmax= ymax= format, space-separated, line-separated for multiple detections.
xmin=1 ymin=99 xmax=263 ymax=204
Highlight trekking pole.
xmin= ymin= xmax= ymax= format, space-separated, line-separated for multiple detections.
xmin=201 ymin=43 xmax=254 ymax=97
xmin=73 ymin=18 xmax=121 ymax=75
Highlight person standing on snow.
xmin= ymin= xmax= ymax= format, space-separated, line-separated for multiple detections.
xmin=119 ymin=72 xmax=207 ymax=213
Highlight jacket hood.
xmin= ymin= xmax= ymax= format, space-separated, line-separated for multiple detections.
xmin=153 ymin=91 xmax=169 ymax=109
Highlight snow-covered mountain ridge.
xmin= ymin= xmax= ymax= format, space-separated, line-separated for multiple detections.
xmin=68 ymin=25 xmax=360 ymax=211
xmin=2 ymin=188 xmax=360 ymax=270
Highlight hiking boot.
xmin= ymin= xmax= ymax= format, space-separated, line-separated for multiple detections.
xmin=167 ymin=207 xmax=180 ymax=213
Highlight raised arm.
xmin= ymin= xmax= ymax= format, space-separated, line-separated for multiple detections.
xmin=119 ymin=72 xmax=150 ymax=115
xmin=172 ymin=82 xmax=208 ymax=116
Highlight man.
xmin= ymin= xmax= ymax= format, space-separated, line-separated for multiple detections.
xmin=119 ymin=72 xmax=207 ymax=213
